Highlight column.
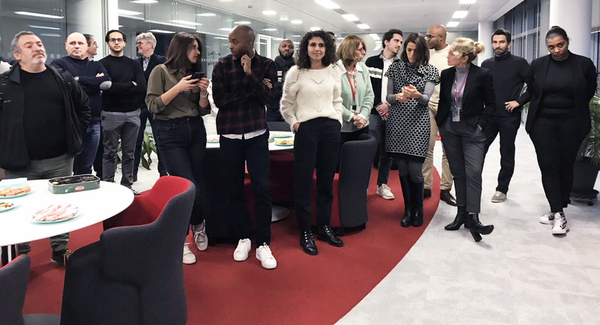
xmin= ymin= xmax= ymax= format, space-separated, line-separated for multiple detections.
xmin=477 ymin=21 xmax=494 ymax=65
xmin=549 ymin=0 xmax=593 ymax=56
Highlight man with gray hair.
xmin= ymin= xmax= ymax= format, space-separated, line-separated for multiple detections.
xmin=0 ymin=31 xmax=90 ymax=266
xmin=134 ymin=32 xmax=166 ymax=180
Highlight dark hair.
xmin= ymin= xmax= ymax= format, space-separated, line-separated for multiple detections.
xmin=83 ymin=34 xmax=94 ymax=46
xmin=164 ymin=32 xmax=202 ymax=73
xmin=296 ymin=30 xmax=337 ymax=69
xmin=382 ymin=29 xmax=403 ymax=48
xmin=400 ymin=33 xmax=429 ymax=66
xmin=105 ymin=30 xmax=126 ymax=43
xmin=491 ymin=28 xmax=511 ymax=43
xmin=545 ymin=25 xmax=569 ymax=43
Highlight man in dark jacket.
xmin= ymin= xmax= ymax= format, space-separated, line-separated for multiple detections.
xmin=0 ymin=31 xmax=90 ymax=266
xmin=266 ymin=39 xmax=295 ymax=122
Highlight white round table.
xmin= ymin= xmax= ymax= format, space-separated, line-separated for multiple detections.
xmin=0 ymin=180 xmax=134 ymax=261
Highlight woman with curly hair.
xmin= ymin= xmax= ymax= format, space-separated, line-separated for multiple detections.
xmin=280 ymin=30 xmax=344 ymax=255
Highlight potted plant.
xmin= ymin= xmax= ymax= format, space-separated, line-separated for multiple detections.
xmin=571 ymin=95 xmax=600 ymax=205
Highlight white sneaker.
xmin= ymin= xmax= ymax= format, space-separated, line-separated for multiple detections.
xmin=256 ymin=243 xmax=277 ymax=270
xmin=377 ymin=184 xmax=395 ymax=200
xmin=491 ymin=191 xmax=507 ymax=203
xmin=183 ymin=243 xmax=196 ymax=265
xmin=233 ymin=238 xmax=251 ymax=261
xmin=552 ymin=212 xmax=569 ymax=235
xmin=539 ymin=211 xmax=555 ymax=225
xmin=192 ymin=221 xmax=208 ymax=251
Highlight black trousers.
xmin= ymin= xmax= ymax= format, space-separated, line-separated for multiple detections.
xmin=220 ymin=131 xmax=272 ymax=245
xmin=134 ymin=107 xmax=166 ymax=177
xmin=484 ymin=115 xmax=521 ymax=194
xmin=369 ymin=113 xmax=393 ymax=186
xmin=294 ymin=118 xmax=341 ymax=232
xmin=529 ymin=115 xmax=587 ymax=212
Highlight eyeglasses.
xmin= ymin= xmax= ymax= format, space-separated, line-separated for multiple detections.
xmin=425 ymin=34 xmax=436 ymax=40
xmin=447 ymin=51 xmax=461 ymax=57
xmin=109 ymin=38 xmax=124 ymax=43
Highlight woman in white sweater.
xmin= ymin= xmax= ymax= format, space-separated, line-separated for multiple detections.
xmin=280 ymin=30 xmax=344 ymax=256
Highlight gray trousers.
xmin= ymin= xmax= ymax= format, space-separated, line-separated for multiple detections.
xmin=101 ymin=109 xmax=140 ymax=187
xmin=4 ymin=154 xmax=73 ymax=254
xmin=439 ymin=119 xmax=485 ymax=213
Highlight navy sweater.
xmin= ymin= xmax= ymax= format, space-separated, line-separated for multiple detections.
xmin=99 ymin=55 xmax=146 ymax=112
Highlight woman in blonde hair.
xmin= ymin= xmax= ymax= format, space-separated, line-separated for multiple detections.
xmin=435 ymin=37 xmax=496 ymax=242
xmin=335 ymin=35 xmax=374 ymax=162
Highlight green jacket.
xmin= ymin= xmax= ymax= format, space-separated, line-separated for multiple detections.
xmin=336 ymin=60 xmax=374 ymax=133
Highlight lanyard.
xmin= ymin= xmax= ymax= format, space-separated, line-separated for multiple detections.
xmin=453 ymin=71 xmax=469 ymax=105
xmin=346 ymin=70 xmax=357 ymax=104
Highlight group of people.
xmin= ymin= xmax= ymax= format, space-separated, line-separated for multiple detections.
xmin=0 ymin=21 xmax=596 ymax=270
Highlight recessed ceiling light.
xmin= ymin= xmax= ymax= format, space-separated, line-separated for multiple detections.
xmin=337 ymin=37 xmax=344 ymax=40
xmin=39 ymin=33 xmax=61 ymax=37
xmin=215 ymin=37 xmax=229 ymax=40
xmin=342 ymin=14 xmax=359 ymax=22
xmin=219 ymin=27 xmax=233 ymax=32
xmin=280 ymin=15 xmax=289 ymax=21
xmin=28 ymin=25 xmax=61 ymax=30
xmin=131 ymin=0 xmax=158 ymax=3
xmin=149 ymin=29 xmax=175 ymax=34
xmin=447 ymin=21 xmax=460 ymax=28
xmin=234 ymin=21 xmax=251 ymax=24
xmin=262 ymin=28 xmax=278 ymax=32
xmin=452 ymin=11 xmax=468 ymax=19
xmin=117 ymin=9 xmax=143 ymax=16
xmin=273 ymin=37 xmax=284 ymax=41
xmin=197 ymin=13 xmax=217 ymax=17
xmin=291 ymin=20 xmax=302 ymax=25
xmin=459 ymin=0 xmax=476 ymax=3
xmin=357 ymin=24 xmax=370 ymax=30
xmin=170 ymin=20 xmax=201 ymax=26
xmin=15 ymin=11 xmax=64 ymax=19
xmin=262 ymin=10 xmax=277 ymax=15
xmin=369 ymin=33 xmax=380 ymax=40
xmin=314 ymin=0 xmax=340 ymax=9
xmin=310 ymin=27 xmax=321 ymax=31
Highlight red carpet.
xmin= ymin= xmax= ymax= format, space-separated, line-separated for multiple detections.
xmin=22 ymin=167 xmax=440 ymax=324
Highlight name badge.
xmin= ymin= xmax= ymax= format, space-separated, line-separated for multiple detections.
xmin=277 ymin=71 xmax=283 ymax=76
xmin=451 ymin=107 xmax=461 ymax=122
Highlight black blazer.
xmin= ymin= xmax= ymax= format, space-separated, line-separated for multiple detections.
xmin=137 ymin=53 xmax=166 ymax=107
xmin=522 ymin=52 xmax=597 ymax=134
xmin=436 ymin=64 xmax=496 ymax=131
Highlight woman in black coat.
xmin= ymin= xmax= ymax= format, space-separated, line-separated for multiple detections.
xmin=435 ymin=37 xmax=496 ymax=242
xmin=516 ymin=26 xmax=597 ymax=235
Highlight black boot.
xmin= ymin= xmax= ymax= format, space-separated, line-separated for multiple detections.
xmin=316 ymin=225 xmax=344 ymax=247
xmin=399 ymin=176 xmax=412 ymax=227
xmin=300 ymin=231 xmax=318 ymax=255
xmin=445 ymin=205 xmax=467 ymax=230
xmin=466 ymin=213 xmax=494 ymax=242
xmin=410 ymin=181 xmax=424 ymax=227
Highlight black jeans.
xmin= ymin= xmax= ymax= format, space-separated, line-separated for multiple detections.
xmin=220 ymin=131 xmax=272 ymax=245
xmin=155 ymin=116 xmax=206 ymax=227
xmin=484 ymin=115 xmax=520 ymax=194
xmin=294 ymin=118 xmax=341 ymax=232
xmin=369 ymin=113 xmax=393 ymax=186
xmin=134 ymin=107 xmax=166 ymax=177
xmin=529 ymin=115 xmax=587 ymax=212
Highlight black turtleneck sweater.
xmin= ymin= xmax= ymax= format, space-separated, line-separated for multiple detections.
xmin=481 ymin=51 xmax=529 ymax=116
xmin=266 ymin=55 xmax=295 ymax=112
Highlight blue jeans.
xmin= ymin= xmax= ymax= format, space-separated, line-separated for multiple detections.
xmin=73 ymin=119 xmax=101 ymax=175
xmin=134 ymin=108 xmax=166 ymax=177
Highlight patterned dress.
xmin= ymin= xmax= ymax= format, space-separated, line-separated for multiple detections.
xmin=385 ymin=61 xmax=439 ymax=159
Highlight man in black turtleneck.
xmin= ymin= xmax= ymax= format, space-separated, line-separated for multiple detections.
xmin=481 ymin=28 xmax=529 ymax=203
xmin=266 ymin=39 xmax=295 ymax=122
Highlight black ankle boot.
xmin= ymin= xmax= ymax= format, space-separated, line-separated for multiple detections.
xmin=466 ymin=213 xmax=494 ymax=242
xmin=399 ymin=176 xmax=412 ymax=227
xmin=445 ymin=206 xmax=467 ymax=230
xmin=316 ymin=225 xmax=344 ymax=247
xmin=300 ymin=231 xmax=318 ymax=255
xmin=410 ymin=181 xmax=424 ymax=227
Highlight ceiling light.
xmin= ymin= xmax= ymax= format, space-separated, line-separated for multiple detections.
xmin=215 ymin=37 xmax=229 ymax=40
xmin=291 ymin=20 xmax=302 ymax=25
xmin=262 ymin=28 xmax=278 ymax=32
xmin=39 ymin=33 xmax=61 ymax=37
xmin=310 ymin=27 xmax=321 ymax=31
xmin=117 ymin=9 xmax=143 ymax=16
xmin=292 ymin=34 xmax=302 ymax=37
xmin=280 ymin=15 xmax=289 ymax=21
xmin=234 ymin=21 xmax=251 ymax=24
xmin=337 ymin=37 xmax=344 ymax=40
xmin=170 ymin=20 xmax=201 ymax=26
xmin=15 ymin=11 xmax=64 ymax=19
xmin=342 ymin=14 xmax=359 ymax=22
xmin=131 ymin=0 xmax=158 ymax=3
xmin=369 ymin=33 xmax=380 ymax=40
xmin=197 ymin=13 xmax=217 ymax=17
xmin=262 ymin=10 xmax=277 ymax=15
xmin=149 ymin=29 xmax=175 ymax=34
xmin=28 ymin=25 xmax=60 ymax=30
xmin=357 ymin=24 xmax=370 ymax=30
xmin=219 ymin=27 xmax=233 ymax=32
xmin=459 ymin=0 xmax=476 ymax=3
xmin=452 ymin=11 xmax=468 ymax=19
xmin=273 ymin=37 xmax=284 ymax=41
xmin=314 ymin=0 xmax=340 ymax=9
xmin=447 ymin=21 xmax=459 ymax=28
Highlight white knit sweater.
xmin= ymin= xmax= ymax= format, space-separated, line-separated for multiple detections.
xmin=280 ymin=65 xmax=344 ymax=130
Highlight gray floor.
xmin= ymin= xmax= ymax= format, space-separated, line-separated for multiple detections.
xmin=337 ymin=126 xmax=600 ymax=325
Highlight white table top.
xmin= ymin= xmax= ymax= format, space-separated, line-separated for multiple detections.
xmin=0 ymin=180 xmax=134 ymax=246
xmin=206 ymin=132 xmax=295 ymax=151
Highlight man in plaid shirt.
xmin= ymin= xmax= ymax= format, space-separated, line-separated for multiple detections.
xmin=212 ymin=25 xmax=278 ymax=270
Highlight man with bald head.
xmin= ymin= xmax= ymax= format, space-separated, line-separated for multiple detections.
xmin=212 ymin=25 xmax=278 ymax=270
xmin=266 ymin=39 xmax=294 ymax=121
xmin=423 ymin=24 xmax=457 ymax=206
xmin=52 ymin=32 xmax=111 ymax=175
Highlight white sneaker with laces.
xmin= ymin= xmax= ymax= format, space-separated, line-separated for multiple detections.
xmin=491 ymin=191 xmax=507 ymax=203
xmin=256 ymin=243 xmax=277 ymax=270
xmin=233 ymin=238 xmax=251 ymax=261
xmin=192 ymin=221 xmax=208 ymax=251
xmin=552 ymin=212 xmax=569 ymax=235
xmin=183 ymin=243 xmax=196 ymax=265
xmin=377 ymin=184 xmax=395 ymax=200
xmin=539 ymin=211 xmax=555 ymax=225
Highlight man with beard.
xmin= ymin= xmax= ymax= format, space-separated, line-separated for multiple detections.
xmin=212 ymin=25 xmax=278 ymax=270
xmin=481 ymin=28 xmax=529 ymax=203
xmin=266 ymin=39 xmax=294 ymax=121
xmin=424 ymin=24 xmax=457 ymax=206
xmin=99 ymin=30 xmax=146 ymax=194
xmin=365 ymin=29 xmax=403 ymax=200
xmin=52 ymin=32 xmax=111 ymax=176
xmin=0 ymin=31 xmax=90 ymax=266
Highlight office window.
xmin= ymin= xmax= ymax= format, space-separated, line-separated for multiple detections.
xmin=494 ymin=0 xmax=540 ymax=62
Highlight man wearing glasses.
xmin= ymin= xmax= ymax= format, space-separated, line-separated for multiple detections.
xmin=99 ymin=30 xmax=146 ymax=194
xmin=423 ymin=24 xmax=457 ymax=206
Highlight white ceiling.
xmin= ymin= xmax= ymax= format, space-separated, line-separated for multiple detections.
xmin=183 ymin=0 xmax=524 ymax=34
